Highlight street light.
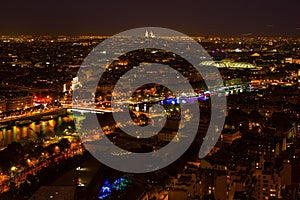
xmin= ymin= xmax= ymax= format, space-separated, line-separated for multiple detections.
xmin=10 ymin=166 xmax=17 ymax=172
xmin=27 ymin=159 xmax=31 ymax=166
xmin=55 ymin=146 xmax=60 ymax=153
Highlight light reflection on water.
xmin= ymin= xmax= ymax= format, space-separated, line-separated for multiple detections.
xmin=0 ymin=114 xmax=75 ymax=148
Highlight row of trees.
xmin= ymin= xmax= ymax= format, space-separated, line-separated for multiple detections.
xmin=0 ymin=138 xmax=70 ymax=172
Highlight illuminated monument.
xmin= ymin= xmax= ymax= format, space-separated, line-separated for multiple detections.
xmin=145 ymin=30 xmax=155 ymax=38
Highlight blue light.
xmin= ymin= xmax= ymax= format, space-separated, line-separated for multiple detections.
xmin=164 ymin=98 xmax=179 ymax=105
xmin=98 ymin=177 xmax=132 ymax=199
xmin=98 ymin=179 xmax=113 ymax=199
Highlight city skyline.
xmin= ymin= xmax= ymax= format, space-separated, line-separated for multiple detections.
xmin=0 ymin=1 xmax=300 ymax=198
xmin=0 ymin=30 xmax=299 ymax=199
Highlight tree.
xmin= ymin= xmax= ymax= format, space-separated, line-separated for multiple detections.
xmin=249 ymin=110 xmax=263 ymax=123
xmin=58 ymin=138 xmax=70 ymax=151
xmin=268 ymin=112 xmax=291 ymax=132
xmin=227 ymin=109 xmax=248 ymax=124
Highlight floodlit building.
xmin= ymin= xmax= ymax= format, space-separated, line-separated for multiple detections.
xmin=5 ymin=95 xmax=33 ymax=111
xmin=0 ymin=96 xmax=6 ymax=113
xmin=252 ymin=169 xmax=282 ymax=199
xmin=220 ymin=129 xmax=241 ymax=144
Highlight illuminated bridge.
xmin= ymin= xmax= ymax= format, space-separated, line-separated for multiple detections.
xmin=68 ymin=106 xmax=115 ymax=114
xmin=69 ymin=84 xmax=247 ymax=114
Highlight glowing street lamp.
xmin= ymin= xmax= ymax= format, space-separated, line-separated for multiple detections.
xmin=55 ymin=146 xmax=60 ymax=153
xmin=10 ymin=166 xmax=17 ymax=172
xmin=27 ymin=159 xmax=31 ymax=166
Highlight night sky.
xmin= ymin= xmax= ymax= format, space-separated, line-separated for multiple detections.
xmin=1 ymin=0 xmax=299 ymax=37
